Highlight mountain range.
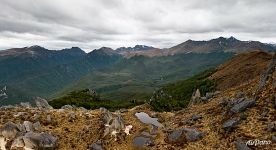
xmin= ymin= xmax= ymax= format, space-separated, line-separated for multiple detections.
xmin=0 ymin=37 xmax=275 ymax=105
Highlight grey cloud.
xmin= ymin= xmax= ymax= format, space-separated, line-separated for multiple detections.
xmin=0 ymin=0 xmax=275 ymax=52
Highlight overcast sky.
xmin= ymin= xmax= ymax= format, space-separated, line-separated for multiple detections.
xmin=0 ymin=0 xmax=276 ymax=52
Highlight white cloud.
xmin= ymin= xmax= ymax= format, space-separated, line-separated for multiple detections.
xmin=0 ymin=0 xmax=275 ymax=52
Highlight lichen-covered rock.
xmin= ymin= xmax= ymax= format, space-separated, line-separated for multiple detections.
xmin=222 ymin=118 xmax=240 ymax=131
xmin=68 ymin=112 xmax=76 ymax=122
xmin=35 ymin=97 xmax=53 ymax=109
xmin=61 ymin=105 xmax=73 ymax=109
xmin=23 ymin=121 xmax=33 ymax=132
xmin=230 ymin=99 xmax=255 ymax=113
xmin=23 ymin=132 xmax=58 ymax=149
xmin=1 ymin=122 xmax=19 ymax=139
xmin=33 ymin=121 xmax=41 ymax=132
xmin=191 ymin=114 xmax=202 ymax=121
xmin=20 ymin=102 xmax=32 ymax=108
xmin=182 ymin=128 xmax=204 ymax=142
xmin=10 ymin=136 xmax=25 ymax=149
xmin=89 ymin=143 xmax=104 ymax=150
xmin=167 ymin=128 xmax=203 ymax=144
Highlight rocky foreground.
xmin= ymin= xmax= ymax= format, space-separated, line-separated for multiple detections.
xmin=0 ymin=51 xmax=276 ymax=150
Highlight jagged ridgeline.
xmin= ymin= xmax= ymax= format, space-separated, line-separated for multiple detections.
xmin=0 ymin=47 xmax=233 ymax=105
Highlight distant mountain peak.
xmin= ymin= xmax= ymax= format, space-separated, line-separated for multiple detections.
xmin=228 ymin=36 xmax=238 ymax=41
xmin=169 ymin=36 xmax=276 ymax=54
xmin=27 ymin=45 xmax=47 ymax=51
xmin=116 ymin=45 xmax=155 ymax=52
xmin=88 ymin=47 xmax=119 ymax=56
xmin=61 ymin=47 xmax=86 ymax=56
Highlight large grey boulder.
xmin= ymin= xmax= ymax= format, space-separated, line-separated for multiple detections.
xmin=222 ymin=117 xmax=240 ymax=131
xmin=1 ymin=121 xmax=19 ymax=139
xmin=230 ymin=99 xmax=255 ymax=113
xmin=182 ymin=128 xmax=204 ymax=142
xmin=167 ymin=129 xmax=184 ymax=144
xmin=35 ymin=97 xmax=53 ymax=109
xmin=89 ymin=143 xmax=104 ymax=150
xmin=167 ymin=128 xmax=203 ymax=144
xmin=23 ymin=132 xmax=58 ymax=149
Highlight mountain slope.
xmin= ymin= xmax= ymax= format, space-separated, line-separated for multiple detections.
xmin=168 ymin=37 xmax=276 ymax=54
xmin=1 ymin=51 xmax=275 ymax=150
xmin=209 ymin=50 xmax=273 ymax=90
xmin=56 ymin=52 xmax=233 ymax=101
xmin=0 ymin=46 xmax=123 ymax=105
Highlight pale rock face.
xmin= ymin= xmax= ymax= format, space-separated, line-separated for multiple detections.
xmin=34 ymin=97 xmax=53 ymax=109
xmin=1 ymin=122 xmax=19 ymax=140
xmin=11 ymin=136 xmax=25 ymax=149
xmin=23 ymin=121 xmax=33 ymax=132
xmin=124 ymin=125 xmax=133 ymax=135
xmin=23 ymin=132 xmax=57 ymax=149
xmin=194 ymin=89 xmax=201 ymax=98
xmin=33 ymin=122 xmax=41 ymax=132
xmin=14 ymin=112 xmax=27 ymax=117
xmin=0 ymin=137 xmax=7 ymax=150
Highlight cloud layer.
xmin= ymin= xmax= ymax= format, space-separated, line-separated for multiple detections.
xmin=0 ymin=0 xmax=276 ymax=51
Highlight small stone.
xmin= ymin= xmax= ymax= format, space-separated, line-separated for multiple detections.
xmin=205 ymin=92 xmax=214 ymax=99
xmin=61 ymin=105 xmax=73 ymax=109
xmin=57 ymin=109 xmax=65 ymax=113
xmin=79 ymin=107 xmax=88 ymax=112
xmin=230 ymin=99 xmax=255 ymax=113
xmin=35 ymin=97 xmax=53 ymax=109
xmin=68 ymin=112 xmax=76 ymax=122
xmin=272 ymin=135 xmax=276 ymax=141
xmin=100 ymin=107 xmax=107 ymax=113
xmin=33 ymin=121 xmax=41 ymax=131
xmin=267 ymin=122 xmax=276 ymax=132
xmin=33 ymin=113 xmax=41 ymax=121
xmin=13 ymin=112 xmax=26 ymax=117
xmin=46 ymin=115 xmax=52 ymax=124
xmin=191 ymin=114 xmax=202 ymax=121
xmin=234 ymin=140 xmax=251 ymax=150
xmin=168 ymin=129 xmax=186 ymax=144
xmin=89 ymin=143 xmax=103 ymax=150
xmin=11 ymin=136 xmax=25 ymax=149
xmin=182 ymin=128 xmax=203 ymax=142
xmin=17 ymin=124 xmax=26 ymax=132
xmin=20 ymin=102 xmax=32 ymax=108
xmin=119 ymin=108 xmax=128 ymax=113
xmin=235 ymin=92 xmax=245 ymax=98
xmin=222 ymin=118 xmax=240 ymax=131
xmin=23 ymin=121 xmax=33 ymax=132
